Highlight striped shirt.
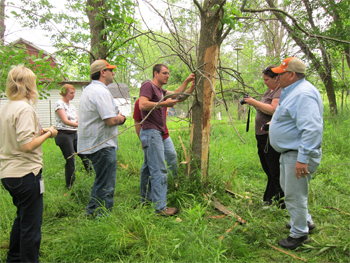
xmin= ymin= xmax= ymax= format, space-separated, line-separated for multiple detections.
xmin=78 ymin=80 xmax=119 ymax=154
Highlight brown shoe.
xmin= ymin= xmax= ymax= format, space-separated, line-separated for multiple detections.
xmin=156 ymin=207 xmax=179 ymax=216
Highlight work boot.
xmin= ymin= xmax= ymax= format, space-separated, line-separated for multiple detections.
xmin=278 ymin=235 xmax=310 ymax=250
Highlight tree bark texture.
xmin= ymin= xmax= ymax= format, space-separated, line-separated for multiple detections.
xmin=0 ymin=0 xmax=5 ymax=44
xmin=265 ymin=0 xmax=338 ymax=114
xmin=86 ymin=0 xmax=107 ymax=64
xmin=189 ymin=0 xmax=225 ymax=180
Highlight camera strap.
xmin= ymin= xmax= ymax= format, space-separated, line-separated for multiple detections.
xmin=246 ymin=107 xmax=250 ymax=132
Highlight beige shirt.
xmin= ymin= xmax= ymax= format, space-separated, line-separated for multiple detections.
xmin=0 ymin=98 xmax=43 ymax=179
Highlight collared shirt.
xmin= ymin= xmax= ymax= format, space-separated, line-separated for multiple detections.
xmin=269 ymin=78 xmax=323 ymax=164
xmin=78 ymin=80 xmax=119 ymax=154
xmin=0 ymin=98 xmax=43 ymax=178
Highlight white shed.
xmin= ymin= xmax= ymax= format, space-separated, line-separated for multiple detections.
xmin=107 ymin=83 xmax=132 ymax=117
xmin=0 ymin=81 xmax=132 ymax=129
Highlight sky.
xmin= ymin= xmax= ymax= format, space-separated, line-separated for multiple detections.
xmin=4 ymin=0 xmax=164 ymax=54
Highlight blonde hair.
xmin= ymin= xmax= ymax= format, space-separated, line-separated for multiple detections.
xmin=59 ymin=84 xmax=75 ymax=96
xmin=6 ymin=66 xmax=39 ymax=104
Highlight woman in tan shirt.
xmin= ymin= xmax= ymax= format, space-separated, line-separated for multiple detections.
xmin=0 ymin=66 xmax=58 ymax=262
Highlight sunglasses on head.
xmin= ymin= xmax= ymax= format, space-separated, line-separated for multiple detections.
xmin=262 ymin=67 xmax=273 ymax=74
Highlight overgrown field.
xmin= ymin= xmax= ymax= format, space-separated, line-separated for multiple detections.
xmin=1 ymin=107 xmax=349 ymax=262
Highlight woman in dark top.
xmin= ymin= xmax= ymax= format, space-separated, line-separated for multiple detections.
xmin=244 ymin=65 xmax=285 ymax=208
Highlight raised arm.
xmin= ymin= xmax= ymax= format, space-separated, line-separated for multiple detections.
xmin=165 ymin=73 xmax=195 ymax=97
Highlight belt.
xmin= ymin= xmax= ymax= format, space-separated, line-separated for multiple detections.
xmin=57 ymin=130 xmax=77 ymax=134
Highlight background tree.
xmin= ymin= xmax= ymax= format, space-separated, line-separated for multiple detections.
xmin=8 ymin=0 xmax=137 ymax=83
xmin=0 ymin=0 xmax=5 ymax=44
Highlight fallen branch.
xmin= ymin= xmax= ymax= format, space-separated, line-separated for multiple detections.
xmin=212 ymin=197 xmax=246 ymax=224
xmin=206 ymin=215 xmax=227 ymax=219
xmin=324 ymin=207 xmax=350 ymax=216
xmin=218 ymin=222 xmax=238 ymax=241
xmin=118 ymin=163 xmax=129 ymax=169
xmin=225 ymin=189 xmax=253 ymax=204
xmin=266 ymin=243 xmax=307 ymax=262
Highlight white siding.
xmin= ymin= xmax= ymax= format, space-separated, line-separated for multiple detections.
xmin=113 ymin=98 xmax=132 ymax=117
xmin=0 ymin=86 xmax=132 ymax=129
xmin=34 ymin=88 xmax=82 ymax=128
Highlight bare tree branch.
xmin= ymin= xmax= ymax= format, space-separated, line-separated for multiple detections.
xmin=50 ymin=45 xmax=95 ymax=59
xmin=193 ymin=0 xmax=204 ymax=14
xmin=214 ymin=0 xmax=227 ymax=18
xmin=243 ymin=7 xmax=350 ymax=45
xmin=240 ymin=0 xmax=248 ymax=12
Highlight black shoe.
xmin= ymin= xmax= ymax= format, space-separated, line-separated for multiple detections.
xmin=286 ymin=222 xmax=316 ymax=231
xmin=278 ymin=235 xmax=310 ymax=250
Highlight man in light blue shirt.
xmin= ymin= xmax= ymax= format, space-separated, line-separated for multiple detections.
xmin=269 ymin=57 xmax=323 ymax=250
xmin=78 ymin=59 xmax=126 ymax=217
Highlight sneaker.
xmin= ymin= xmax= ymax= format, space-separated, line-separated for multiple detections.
xmin=278 ymin=235 xmax=310 ymax=250
xmin=156 ymin=207 xmax=179 ymax=216
xmin=286 ymin=222 xmax=316 ymax=231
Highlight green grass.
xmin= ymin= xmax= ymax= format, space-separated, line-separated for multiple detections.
xmin=1 ymin=107 xmax=349 ymax=262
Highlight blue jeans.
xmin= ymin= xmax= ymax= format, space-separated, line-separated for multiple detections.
xmin=1 ymin=171 xmax=43 ymax=263
xmin=85 ymin=147 xmax=117 ymax=216
xmin=140 ymin=129 xmax=168 ymax=211
xmin=280 ymin=151 xmax=321 ymax=238
xmin=163 ymin=137 xmax=178 ymax=179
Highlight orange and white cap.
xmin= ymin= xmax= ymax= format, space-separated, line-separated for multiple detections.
xmin=90 ymin=59 xmax=117 ymax=75
xmin=271 ymin=57 xmax=306 ymax=74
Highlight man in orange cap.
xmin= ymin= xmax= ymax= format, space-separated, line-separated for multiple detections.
xmin=78 ymin=59 xmax=126 ymax=217
xmin=269 ymin=57 xmax=323 ymax=249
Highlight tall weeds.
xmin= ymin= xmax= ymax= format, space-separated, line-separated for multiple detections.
xmin=0 ymin=107 xmax=349 ymax=262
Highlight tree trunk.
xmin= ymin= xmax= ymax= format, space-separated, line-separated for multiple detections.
xmin=265 ymin=0 xmax=338 ymax=114
xmin=0 ymin=0 xmax=5 ymax=44
xmin=86 ymin=0 xmax=107 ymax=64
xmin=189 ymin=0 xmax=224 ymax=180
xmin=344 ymin=45 xmax=350 ymax=71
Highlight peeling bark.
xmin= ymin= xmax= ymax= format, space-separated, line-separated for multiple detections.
xmin=189 ymin=0 xmax=225 ymax=180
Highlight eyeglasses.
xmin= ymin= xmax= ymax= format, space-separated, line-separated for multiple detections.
xmin=104 ymin=69 xmax=114 ymax=73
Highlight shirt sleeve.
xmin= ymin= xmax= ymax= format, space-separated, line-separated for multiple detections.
xmin=16 ymin=109 xmax=38 ymax=146
xmin=139 ymin=82 xmax=153 ymax=99
xmin=55 ymin=100 xmax=65 ymax=111
xmin=294 ymin=92 xmax=323 ymax=163
xmin=133 ymin=99 xmax=142 ymax=121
